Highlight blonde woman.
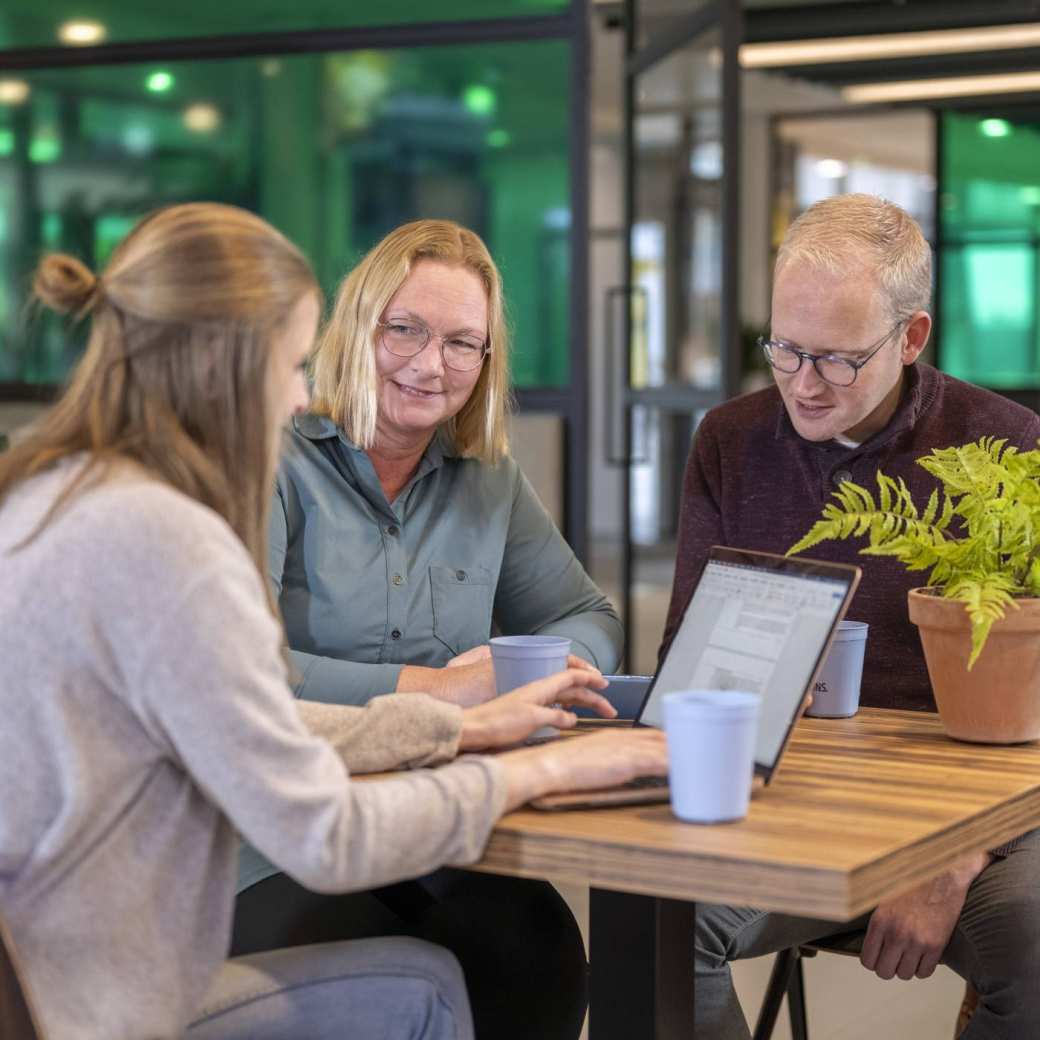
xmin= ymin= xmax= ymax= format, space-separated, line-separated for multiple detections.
xmin=0 ymin=203 xmax=667 ymax=1040
xmin=241 ymin=220 xmax=622 ymax=1039
xmin=272 ymin=218 xmax=622 ymax=709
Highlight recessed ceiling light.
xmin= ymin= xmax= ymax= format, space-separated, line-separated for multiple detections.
xmin=58 ymin=19 xmax=107 ymax=46
xmin=843 ymin=71 xmax=1040 ymax=104
xmin=0 ymin=79 xmax=31 ymax=105
xmin=183 ymin=103 xmax=221 ymax=132
xmin=741 ymin=23 xmax=1040 ymax=68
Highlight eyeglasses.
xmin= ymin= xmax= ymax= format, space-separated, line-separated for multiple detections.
xmin=377 ymin=318 xmax=490 ymax=372
xmin=758 ymin=321 xmax=906 ymax=388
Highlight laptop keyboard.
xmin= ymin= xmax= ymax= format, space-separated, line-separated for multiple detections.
xmin=624 ymin=775 xmax=669 ymax=790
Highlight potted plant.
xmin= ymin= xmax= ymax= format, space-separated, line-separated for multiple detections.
xmin=788 ymin=437 xmax=1040 ymax=743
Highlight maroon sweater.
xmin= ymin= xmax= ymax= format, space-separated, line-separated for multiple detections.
xmin=661 ymin=363 xmax=1040 ymax=712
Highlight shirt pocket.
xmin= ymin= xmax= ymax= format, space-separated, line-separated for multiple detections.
xmin=429 ymin=564 xmax=493 ymax=656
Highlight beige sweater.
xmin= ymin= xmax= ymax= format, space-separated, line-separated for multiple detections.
xmin=0 ymin=461 xmax=506 ymax=1040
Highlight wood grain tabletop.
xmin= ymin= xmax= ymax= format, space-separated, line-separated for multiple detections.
xmin=469 ymin=708 xmax=1040 ymax=920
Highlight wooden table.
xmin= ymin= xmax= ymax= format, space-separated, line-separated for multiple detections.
xmin=467 ymin=709 xmax=1040 ymax=1039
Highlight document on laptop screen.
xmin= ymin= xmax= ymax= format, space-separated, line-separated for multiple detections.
xmin=640 ymin=558 xmax=849 ymax=767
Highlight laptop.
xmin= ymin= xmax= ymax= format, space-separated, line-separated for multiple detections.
xmin=529 ymin=546 xmax=861 ymax=810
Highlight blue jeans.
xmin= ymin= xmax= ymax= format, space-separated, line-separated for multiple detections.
xmin=187 ymin=936 xmax=473 ymax=1040
xmin=696 ymin=829 xmax=1040 ymax=1039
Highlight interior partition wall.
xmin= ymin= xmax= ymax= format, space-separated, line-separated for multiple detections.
xmin=0 ymin=0 xmax=591 ymax=554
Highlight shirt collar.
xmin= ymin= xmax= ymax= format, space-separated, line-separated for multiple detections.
xmin=291 ymin=413 xmax=460 ymax=467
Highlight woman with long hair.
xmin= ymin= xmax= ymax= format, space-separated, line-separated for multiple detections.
xmin=0 ymin=203 xmax=666 ymax=1040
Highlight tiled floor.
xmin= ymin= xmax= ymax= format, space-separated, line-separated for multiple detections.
xmin=557 ymin=882 xmax=966 ymax=1040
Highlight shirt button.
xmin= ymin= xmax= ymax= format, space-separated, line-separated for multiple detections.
xmin=392 ymin=573 xmax=404 ymax=586
xmin=456 ymin=569 xmax=467 ymax=582
xmin=387 ymin=525 xmax=399 ymax=537
xmin=391 ymin=628 xmax=402 ymax=639
xmin=833 ymin=469 xmax=853 ymax=487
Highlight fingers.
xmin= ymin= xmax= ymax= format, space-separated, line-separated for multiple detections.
xmin=517 ymin=667 xmax=608 ymax=701
xmin=553 ymin=687 xmax=617 ymax=718
xmin=566 ymin=653 xmax=598 ymax=672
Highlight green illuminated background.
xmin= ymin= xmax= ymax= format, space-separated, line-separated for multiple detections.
xmin=0 ymin=2 xmax=573 ymax=389
xmin=941 ymin=112 xmax=1040 ymax=389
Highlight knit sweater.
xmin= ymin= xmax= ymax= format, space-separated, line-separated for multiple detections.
xmin=661 ymin=364 xmax=1040 ymax=712
xmin=0 ymin=460 xmax=506 ymax=1040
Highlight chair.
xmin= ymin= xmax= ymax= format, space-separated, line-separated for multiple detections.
xmin=752 ymin=941 xmax=976 ymax=1040
xmin=0 ymin=915 xmax=45 ymax=1040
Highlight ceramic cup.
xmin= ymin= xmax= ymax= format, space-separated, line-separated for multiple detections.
xmin=490 ymin=635 xmax=572 ymax=740
xmin=662 ymin=689 xmax=761 ymax=823
xmin=806 ymin=621 xmax=869 ymax=719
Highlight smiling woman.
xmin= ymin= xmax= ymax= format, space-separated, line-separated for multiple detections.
xmin=232 ymin=218 xmax=621 ymax=1040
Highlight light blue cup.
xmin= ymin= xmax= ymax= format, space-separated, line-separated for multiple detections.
xmin=663 ymin=690 xmax=761 ymax=823
xmin=806 ymin=621 xmax=869 ymax=719
xmin=490 ymin=635 xmax=572 ymax=739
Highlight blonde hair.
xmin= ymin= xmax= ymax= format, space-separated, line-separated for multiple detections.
xmin=776 ymin=193 xmax=932 ymax=320
xmin=0 ymin=202 xmax=319 ymax=587
xmin=311 ymin=219 xmax=509 ymax=463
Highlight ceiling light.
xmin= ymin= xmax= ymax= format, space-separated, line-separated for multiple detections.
xmin=979 ymin=118 xmax=1013 ymax=138
xmin=741 ymin=23 xmax=1040 ymax=68
xmin=0 ymin=79 xmax=30 ymax=105
xmin=183 ymin=103 xmax=221 ymax=132
xmin=486 ymin=128 xmax=511 ymax=148
xmin=58 ymin=19 xmax=107 ymax=45
xmin=146 ymin=71 xmax=174 ymax=94
xmin=843 ymin=71 xmax=1040 ymax=104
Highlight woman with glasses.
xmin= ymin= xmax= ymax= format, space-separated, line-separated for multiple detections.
xmin=233 ymin=219 xmax=621 ymax=1040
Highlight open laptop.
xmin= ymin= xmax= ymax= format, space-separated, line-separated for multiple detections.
xmin=530 ymin=546 xmax=861 ymax=810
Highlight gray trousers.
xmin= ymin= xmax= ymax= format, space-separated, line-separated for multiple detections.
xmin=696 ymin=830 xmax=1040 ymax=1039
xmin=187 ymin=936 xmax=474 ymax=1040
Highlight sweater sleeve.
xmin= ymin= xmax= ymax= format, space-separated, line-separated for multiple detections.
xmin=659 ymin=413 xmax=726 ymax=664
xmin=127 ymin=555 xmax=505 ymax=895
xmin=492 ymin=466 xmax=623 ymax=671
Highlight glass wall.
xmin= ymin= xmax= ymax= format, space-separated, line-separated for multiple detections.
xmin=0 ymin=39 xmax=571 ymax=387
xmin=940 ymin=111 xmax=1040 ymax=389
xmin=0 ymin=0 xmax=569 ymax=50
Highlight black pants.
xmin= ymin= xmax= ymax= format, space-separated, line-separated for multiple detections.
xmin=231 ymin=868 xmax=588 ymax=1040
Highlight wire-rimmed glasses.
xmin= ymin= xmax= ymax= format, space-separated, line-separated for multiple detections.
xmin=758 ymin=321 xmax=906 ymax=388
xmin=377 ymin=318 xmax=490 ymax=372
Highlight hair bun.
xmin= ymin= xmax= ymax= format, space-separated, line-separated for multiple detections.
xmin=33 ymin=253 xmax=100 ymax=316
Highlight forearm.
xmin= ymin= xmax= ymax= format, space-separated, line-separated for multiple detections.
xmin=297 ymin=693 xmax=463 ymax=772
xmin=289 ymin=647 xmax=405 ymax=706
xmin=264 ymin=756 xmax=508 ymax=894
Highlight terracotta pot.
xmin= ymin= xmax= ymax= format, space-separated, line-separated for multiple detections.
xmin=908 ymin=588 xmax=1040 ymax=743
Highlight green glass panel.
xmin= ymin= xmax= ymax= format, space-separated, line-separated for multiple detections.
xmin=0 ymin=0 xmax=569 ymax=51
xmin=0 ymin=40 xmax=571 ymax=388
xmin=940 ymin=112 xmax=1040 ymax=387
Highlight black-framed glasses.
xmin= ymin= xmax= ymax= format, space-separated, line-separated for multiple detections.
xmin=758 ymin=321 xmax=906 ymax=388
xmin=377 ymin=318 xmax=490 ymax=372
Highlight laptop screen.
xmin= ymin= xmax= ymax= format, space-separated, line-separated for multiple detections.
xmin=638 ymin=548 xmax=858 ymax=775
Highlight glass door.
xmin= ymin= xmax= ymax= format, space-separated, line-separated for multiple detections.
xmin=594 ymin=0 xmax=742 ymax=673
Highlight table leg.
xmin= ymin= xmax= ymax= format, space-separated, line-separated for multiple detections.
xmin=589 ymin=888 xmax=697 ymax=1039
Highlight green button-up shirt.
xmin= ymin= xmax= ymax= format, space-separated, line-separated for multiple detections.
xmin=271 ymin=414 xmax=623 ymax=706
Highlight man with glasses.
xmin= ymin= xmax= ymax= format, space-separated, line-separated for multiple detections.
xmin=662 ymin=193 xmax=1040 ymax=1038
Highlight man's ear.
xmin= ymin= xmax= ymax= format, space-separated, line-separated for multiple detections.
xmin=901 ymin=310 xmax=932 ymax=365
